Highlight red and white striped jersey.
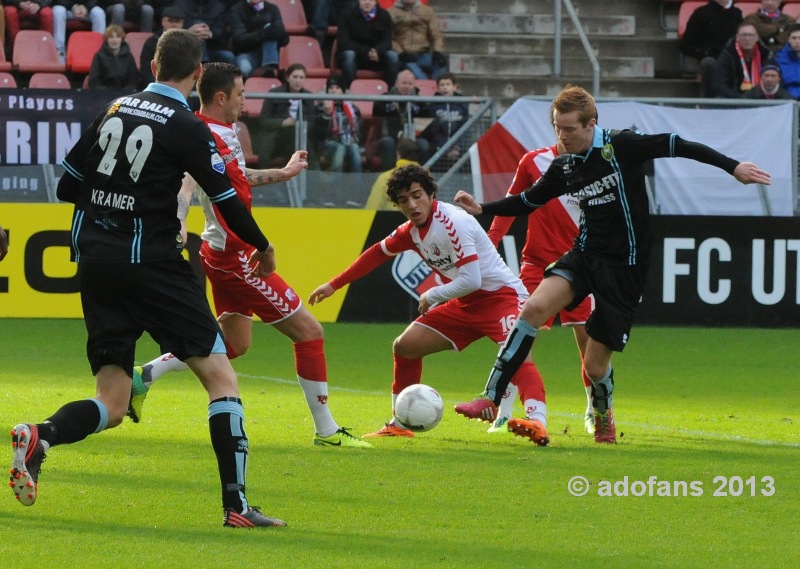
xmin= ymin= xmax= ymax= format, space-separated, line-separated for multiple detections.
xmin=487 ymin=144 xmax=581 ymax=268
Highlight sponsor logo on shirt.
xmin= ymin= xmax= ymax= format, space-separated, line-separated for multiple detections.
xmin=211 ymin=152 xmax=225 ymax=174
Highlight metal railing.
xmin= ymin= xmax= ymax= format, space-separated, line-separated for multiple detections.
xmin=553 ymin=0 xmax=601 ymax=97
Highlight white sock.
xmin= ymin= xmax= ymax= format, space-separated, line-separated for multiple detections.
xmin=143 ymin=353 xmax=189 ymax=386
xmin=584 ymin=385 xmax=593 ymax=414
xmin=497 ymin=383 xmax=518 ymax=419
xmin=298 ymin=377 xmax=339 ymax=437
xmin=524 ymin=399 xmax=547 ymax=428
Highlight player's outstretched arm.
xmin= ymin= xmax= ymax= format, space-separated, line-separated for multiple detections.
xmin=245 ymin=150 xmax=308 ymax=187
xmin=733 ymin=162 xmax=771 ymax=185
xmin=454 ymin=190 xmax=482 ymax=215
xmin=249 ymin=243 xmax=276 ymax=278
xmin=308 ymin=283 xmax=336 ymax=305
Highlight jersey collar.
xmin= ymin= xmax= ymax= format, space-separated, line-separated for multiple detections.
xmin=145 ymin=83 xmax=191 ymax=109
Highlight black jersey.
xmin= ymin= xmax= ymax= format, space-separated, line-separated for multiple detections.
xmin=482 ymin=128 xmax=739 ymax=267
xmin=58 ymin=83 xmax=262 ymax=264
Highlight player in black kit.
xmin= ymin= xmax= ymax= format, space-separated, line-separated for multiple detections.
xmin=453 ymin=85 xmax=771 ymax=444
xmin=8 ymin=29 xmax=286 ymax=528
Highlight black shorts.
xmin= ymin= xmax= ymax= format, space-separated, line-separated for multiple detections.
xmin=79 ymin=260 xmax=225 ymax=376
xmin=545 ymin=249 xmax=649 ymax=352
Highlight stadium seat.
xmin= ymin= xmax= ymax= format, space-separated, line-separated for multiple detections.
xmin=236 ymin=121 xmax=260 ymax=167
xmin=348 ymin=78 xmax=388 ymax=119
xmin=677 ymin=1 xmax=704 ymax=38
xmin=0 ymin=72 xmax=17 ymax=88
xmin=279 ymin=36 xmax=328 ymax=78
xmin=28 ymin=72 xmax=71 ymax=89
xmin=124 ymin=32 xmax=152 ymax=70
xmin=329 ymin=39 xmax=382 ymax=81
xmin=736 ymin=3 xmax=761 ymax=17
xmin=12 ymin=31 xmax=66 ymax=73
xmin=242 ymin=76 xmax=282 ymax=118
xmin=783 ymin=3 xmax=800 ymax=19
xmin=66 ymin=31 xmax=103 ymax=74
xmin=0 ymin=43 xmax=12 ymax=72
xmin=304 ymin=76 xmax=327 ymax=93
xmin=271 ymin=0 xmax=308 ymax=35
xmin=416 ymin=79 xmax=437 ymax=96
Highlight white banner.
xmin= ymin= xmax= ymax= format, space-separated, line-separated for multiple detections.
xmin=492 ymin=100 xmax=794 ymax=216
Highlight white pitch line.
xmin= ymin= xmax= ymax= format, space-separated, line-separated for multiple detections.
xmin=238 ymin=373 xmax=800 ymax=449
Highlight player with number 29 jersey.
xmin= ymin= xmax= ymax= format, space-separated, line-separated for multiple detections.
xmin=58 ymin=83 xmax=268 ymax=264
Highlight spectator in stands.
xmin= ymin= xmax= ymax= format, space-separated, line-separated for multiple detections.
xmin=101 ymin=0 xmax=153 ymax=33
xmin=177 ymin=0 xmax=234 ymax=64
xmin=777 ymin=23 xmax=800 ymax=99
xmin=138 ymin=3 xmax=182 ymax=87
xmin=388 ymin=0 xmax=446 ymax=80
xmin=680 ymin=0 xmax=743 ymax=98
xmin=310 ymin=74 xmax=362 ymax=174
xmin=53 ymin=0 xmax=107 ymax=62
xmin=742 ymin=0 xmax=795 ymax=56
xmin=364 ymin=136 xmax=418 ymax=210
xmin=310 ymin=0 xmax=354 ymax=44
xmin=419 ymin=72 xmax=468 ymax=164
xmin=743 ymin=59 xmax=792 ymax=99
xmin=336 ymin=0 xmax=398 ymax=89
xmin=370 ymin=68 xmax=430 ymax=170
xmin=4 ymin=0 xmax=54 ymax=52
xmin=711 ymin=22 xmax=770 ymax=98
xmin=229 ymin=0 xmax=289 ymax=79
xmin=256 ymin=62 xmax=317 ymax=168
xmin=87 ymin=23 xmax=138 ymax=89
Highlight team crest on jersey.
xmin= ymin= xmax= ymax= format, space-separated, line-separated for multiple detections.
xmin=392 ymin=250 xmax=443 ymax=301
xmin=211 ymin=152 xmax=225 ymax=174
xmin=601 ymin=143 xmax=615 ymax=161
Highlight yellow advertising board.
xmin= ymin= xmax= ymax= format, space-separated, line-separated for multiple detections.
xmin=0 ymin=203 xmax=376 ymax=322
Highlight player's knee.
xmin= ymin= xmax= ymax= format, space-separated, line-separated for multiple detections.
xmin=584 ymin=361 xmax=608 ymax=382
xmin=392 ymin=336 xmax=413 ymax=359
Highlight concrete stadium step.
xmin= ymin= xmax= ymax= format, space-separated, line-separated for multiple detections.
xmin=445 ymin=35 xmax=683 ymax=79
xmin=460 ymin=77 xmax=702 ymax=113
xmin=450 ymin=54 xmax=654 ymax=79
xmin=439 ymin=13 xmax=636 ymax=36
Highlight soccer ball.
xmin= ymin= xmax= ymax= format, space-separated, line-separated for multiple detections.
xmin=394 ymin=384 xmax=444 ymax=432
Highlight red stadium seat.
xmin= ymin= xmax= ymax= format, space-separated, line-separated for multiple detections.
xmin=677 ymin=1 xmax=705 ymax=38
xmin=0 ymin=72 xmax=17 ymax=88
xmin=66 ymin=31 xmax=103 ymax=74
xmin=242 ymin=76 xmax=282 ymax=118
xmin=735 ymin=3 xmax=761 ymax=17
xmin=304 ymin=76 xmax=327 ymax=93
xmin=28 ymin=72 xmax=71 ymax=88
xmin=279 ymin=36 xmax=328 ymax=78
xmin=0 ymin=43 xmax=12 ymax=72
xmin=416 ymin=79 xmax=437 ymax=96
xmin=348 ymin=78 xmax=388 ymax=118
xmin=12 ymin=31 xmax=66 ymax=73
xmin=271 ymin=0 xmax=308 ymax=35
xmin=783 ymin=3 xmax=800 ymax=19
xmin=124 ymin=32 xmax=152 ymax=70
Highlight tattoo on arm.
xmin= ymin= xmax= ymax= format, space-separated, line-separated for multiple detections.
xmin=177 ymin=192 xmax=190 ymax=222
xmin=245 ymin=168 xmax=284 ymax=186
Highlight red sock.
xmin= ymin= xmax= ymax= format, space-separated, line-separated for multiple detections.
xmin=580 ymin=353 xmax=591 ymax=387
xmin=392 ymin=355 xmax=422 ymax=394
xmin=294 ymin=338 xmax=327 ymax=382
xmin=512 ymin=361 xmax=546 ymax=404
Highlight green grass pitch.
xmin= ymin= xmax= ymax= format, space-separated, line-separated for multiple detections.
xmin=0 ymin=319 xmax=798 ymax=568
